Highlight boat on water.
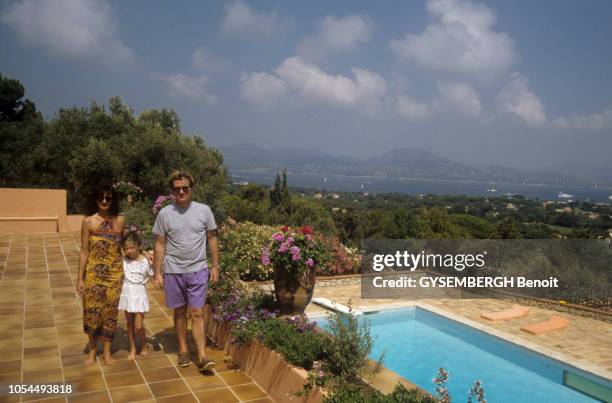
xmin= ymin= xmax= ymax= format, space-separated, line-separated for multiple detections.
xmin=486 ymin=188 xmax=497 ymax=193
xmin=558 ymin=192 xmax=575 ymax=198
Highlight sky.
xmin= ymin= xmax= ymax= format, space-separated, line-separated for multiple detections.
xmin=1 ymin=0 xmax=611 ymax=181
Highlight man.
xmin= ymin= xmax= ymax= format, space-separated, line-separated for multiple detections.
xmin=152 ymin=170 xmax=220 ymax=371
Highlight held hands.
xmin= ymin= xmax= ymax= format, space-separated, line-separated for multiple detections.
xmin=153 ymin=273 xmax=164 ymax=290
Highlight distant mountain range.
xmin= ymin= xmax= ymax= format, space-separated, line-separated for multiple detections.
xmin=219 ymin=144 xmax=600 ymax=188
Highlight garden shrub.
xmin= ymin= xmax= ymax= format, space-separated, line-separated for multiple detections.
xmin=217 ymin=221 xmax=277 ymax=281
xmin=317 ymin=235 xmax=361 ymax=276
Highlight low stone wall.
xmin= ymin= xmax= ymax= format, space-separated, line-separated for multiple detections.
xmin=204 ymin=307 xmax=325 ymax=403
xmin=0 ymin=188 xmax=70 ymax=232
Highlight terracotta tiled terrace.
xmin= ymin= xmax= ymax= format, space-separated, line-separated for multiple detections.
xmin=0 ymin=232 xmax=274 ymax=403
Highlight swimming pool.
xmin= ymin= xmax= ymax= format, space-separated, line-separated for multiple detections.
xmin=318 ymin=307 xmax=611 ymax=402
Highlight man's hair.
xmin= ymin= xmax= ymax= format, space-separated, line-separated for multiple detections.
xmin=168 ymin=170 xmax=195 ymax=189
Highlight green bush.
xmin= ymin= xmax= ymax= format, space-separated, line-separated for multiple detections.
xmin=323 ymin=307 xmax=382 ymax=383
xmin=259 ymin=318 xmax=329 ymax=370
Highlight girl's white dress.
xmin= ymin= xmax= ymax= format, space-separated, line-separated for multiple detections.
xmin=119 ymin=257 xmax=153 ymax=313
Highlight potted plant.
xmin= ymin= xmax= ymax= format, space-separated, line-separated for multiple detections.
xmin=262 ymin=226 xmax=323 ymax=315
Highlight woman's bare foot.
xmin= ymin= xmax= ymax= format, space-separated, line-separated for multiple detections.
xmin=140 ymin=344 xmax=150 ymax=356
xmin=84 ymin=350 xmax=96 ymax=366
xmin=127 ymin=347 xmax=137 ymax=361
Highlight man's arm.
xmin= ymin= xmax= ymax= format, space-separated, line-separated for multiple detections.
xmin=153 ymin=234 xmax=166 ymax=289
xmin=207 ymin=229 xmax=220 ymax=283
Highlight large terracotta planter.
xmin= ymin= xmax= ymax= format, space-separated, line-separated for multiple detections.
xmin=273 ymin=265 xmax=316 ymax=315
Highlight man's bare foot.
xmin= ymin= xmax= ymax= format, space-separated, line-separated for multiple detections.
xmin=103 ymin=354 xmax=115 ymax=365
xmin=140 ymin=344 xmax=150 ymax=356
xmin=84 ymin=350 xmax=96 ymax=366
xmin=127 ymin=347 xmax=136 ymax=361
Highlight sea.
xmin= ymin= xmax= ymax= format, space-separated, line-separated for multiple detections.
xmin=229 ymin=170 xmax=612 ymax=204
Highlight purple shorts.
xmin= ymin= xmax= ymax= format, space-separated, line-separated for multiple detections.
xmin=164 ymin=269 xmax=209 ymax=309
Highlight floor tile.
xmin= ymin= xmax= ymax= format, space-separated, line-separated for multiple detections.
xmin=231 ymin=383 xmax=267 ymax=400
xmin=109 ymin=384 xmax=153 ymax=403
xmin=148 ymin=379 xmax=190 ymax=398
xmin=136 ymin=354 xmax=172 ymax=370
xmin=141 ymin=366 xmax=180 ymax=383
xmin=218 ymin=371 xmax=253 ymax=386
xmin=104 ymin=370 xmax=145 ymax=389
xmin=184 ymin=374 xmax=226 ymax=391
xmin=194 ymin=387 xmax=239 ymax=403
xmin=68 ymin=375 xmax=106 ymax=394
xmin=156 ymin=393 xmax=198 ymax=403
xmin=67 ymin=390 xmax=111 ymax=403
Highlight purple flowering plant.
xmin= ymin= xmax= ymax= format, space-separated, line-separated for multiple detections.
xmin=261 ymin=226 xmax=324 ymax=275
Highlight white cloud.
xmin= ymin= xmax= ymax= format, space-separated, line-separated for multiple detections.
xmin=240 ymin=57 xmax=386 ymax=114
xmin=497 ymin=73 xmax=547 ymax=127
xmin=222 ymin=1 xmax=283 ymax=37
xmin=396 ymin=96 xmax=431 ymax=120
xmin=1 ymin=0 xmax=133 ymax=65
xmin=296 ymin=14 xmax=374 ymax=61
xmin=276 ymin=57 xmax=386 ymax=109
xmin=240 ymin=72 xmax=287 ymax=105
xmin=191 ymin=48 xmax=229 ymax=73
xmin=436 ymin=82 xmax=481 ymax=118
xmin=150 ymin=73 xmax=218 ymax=104
xmin=395 ymin=82 xmax=481 ymax=120
xmin=389 ymin=0 xmax=516 ymax=78
xmin=552 ymin=109 xmax=612 ymax=130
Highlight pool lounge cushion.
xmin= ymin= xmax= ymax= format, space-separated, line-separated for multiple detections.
xmin=521 ymin=315 xmax=570 ymax=335
xmin=480 ymin=304 xmax=529 ymax=321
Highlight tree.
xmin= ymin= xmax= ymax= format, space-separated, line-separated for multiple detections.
xmin=0 ymin=74 xmax=43 ymax=186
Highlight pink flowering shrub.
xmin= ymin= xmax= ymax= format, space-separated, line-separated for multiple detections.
xmin=262 ymin=226 xmax=325 ymax=275
xmin=152 ymin=194 xmax=175 ymax=215
xmin=315 ymin=236 xmax=361 ymax=276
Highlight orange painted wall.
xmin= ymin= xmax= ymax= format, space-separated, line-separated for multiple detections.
xmin=0 ymin=188 xmax=69 ymax=232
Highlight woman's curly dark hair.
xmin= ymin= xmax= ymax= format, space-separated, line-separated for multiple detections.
xmin=87 ymin=182 xmax=120 ymax=216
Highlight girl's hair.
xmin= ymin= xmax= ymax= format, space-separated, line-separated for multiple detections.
xmin=87 ymin=182 xmax=120 ymax=216
xmin=121 ymin=230 xmax=142 ymax=249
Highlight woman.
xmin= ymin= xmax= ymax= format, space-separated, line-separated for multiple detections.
xmin=77 ymin=183 xmax=125 ymax=365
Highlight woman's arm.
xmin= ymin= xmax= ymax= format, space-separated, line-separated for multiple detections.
xmin=76 ymin=217 xmax=90 ymax=296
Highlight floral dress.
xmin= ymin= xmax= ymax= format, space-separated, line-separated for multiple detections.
xmin=83 ymin=218 xmax=124 ymax=339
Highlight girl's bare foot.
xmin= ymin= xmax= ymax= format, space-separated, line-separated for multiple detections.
xmin=84 ymin=350 xmax=96 ymax=366
xmin=103 ymin=353 xmax=115 ymax=365
xmin=140 ymin=344 xmax=150 ymax=356
xmin=127 ymin=347 xmax=137 ymax=361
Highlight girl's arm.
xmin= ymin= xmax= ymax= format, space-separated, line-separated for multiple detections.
xmin=76 ymin=217 xmax=90 ymax=296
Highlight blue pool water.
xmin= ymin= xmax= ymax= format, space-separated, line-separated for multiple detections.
xmin=318 ymin=307 xmax=611 ymax=402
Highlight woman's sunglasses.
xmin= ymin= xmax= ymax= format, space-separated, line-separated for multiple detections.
xmin=97 ymin=195 xmax=113 ymax=202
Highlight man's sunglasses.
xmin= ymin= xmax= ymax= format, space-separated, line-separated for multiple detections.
xmin=172 ymin=186 xmax=191 ymax=193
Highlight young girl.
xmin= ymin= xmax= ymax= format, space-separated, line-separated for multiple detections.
xmin=119 ymin=230 xmax=154 ymax=360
